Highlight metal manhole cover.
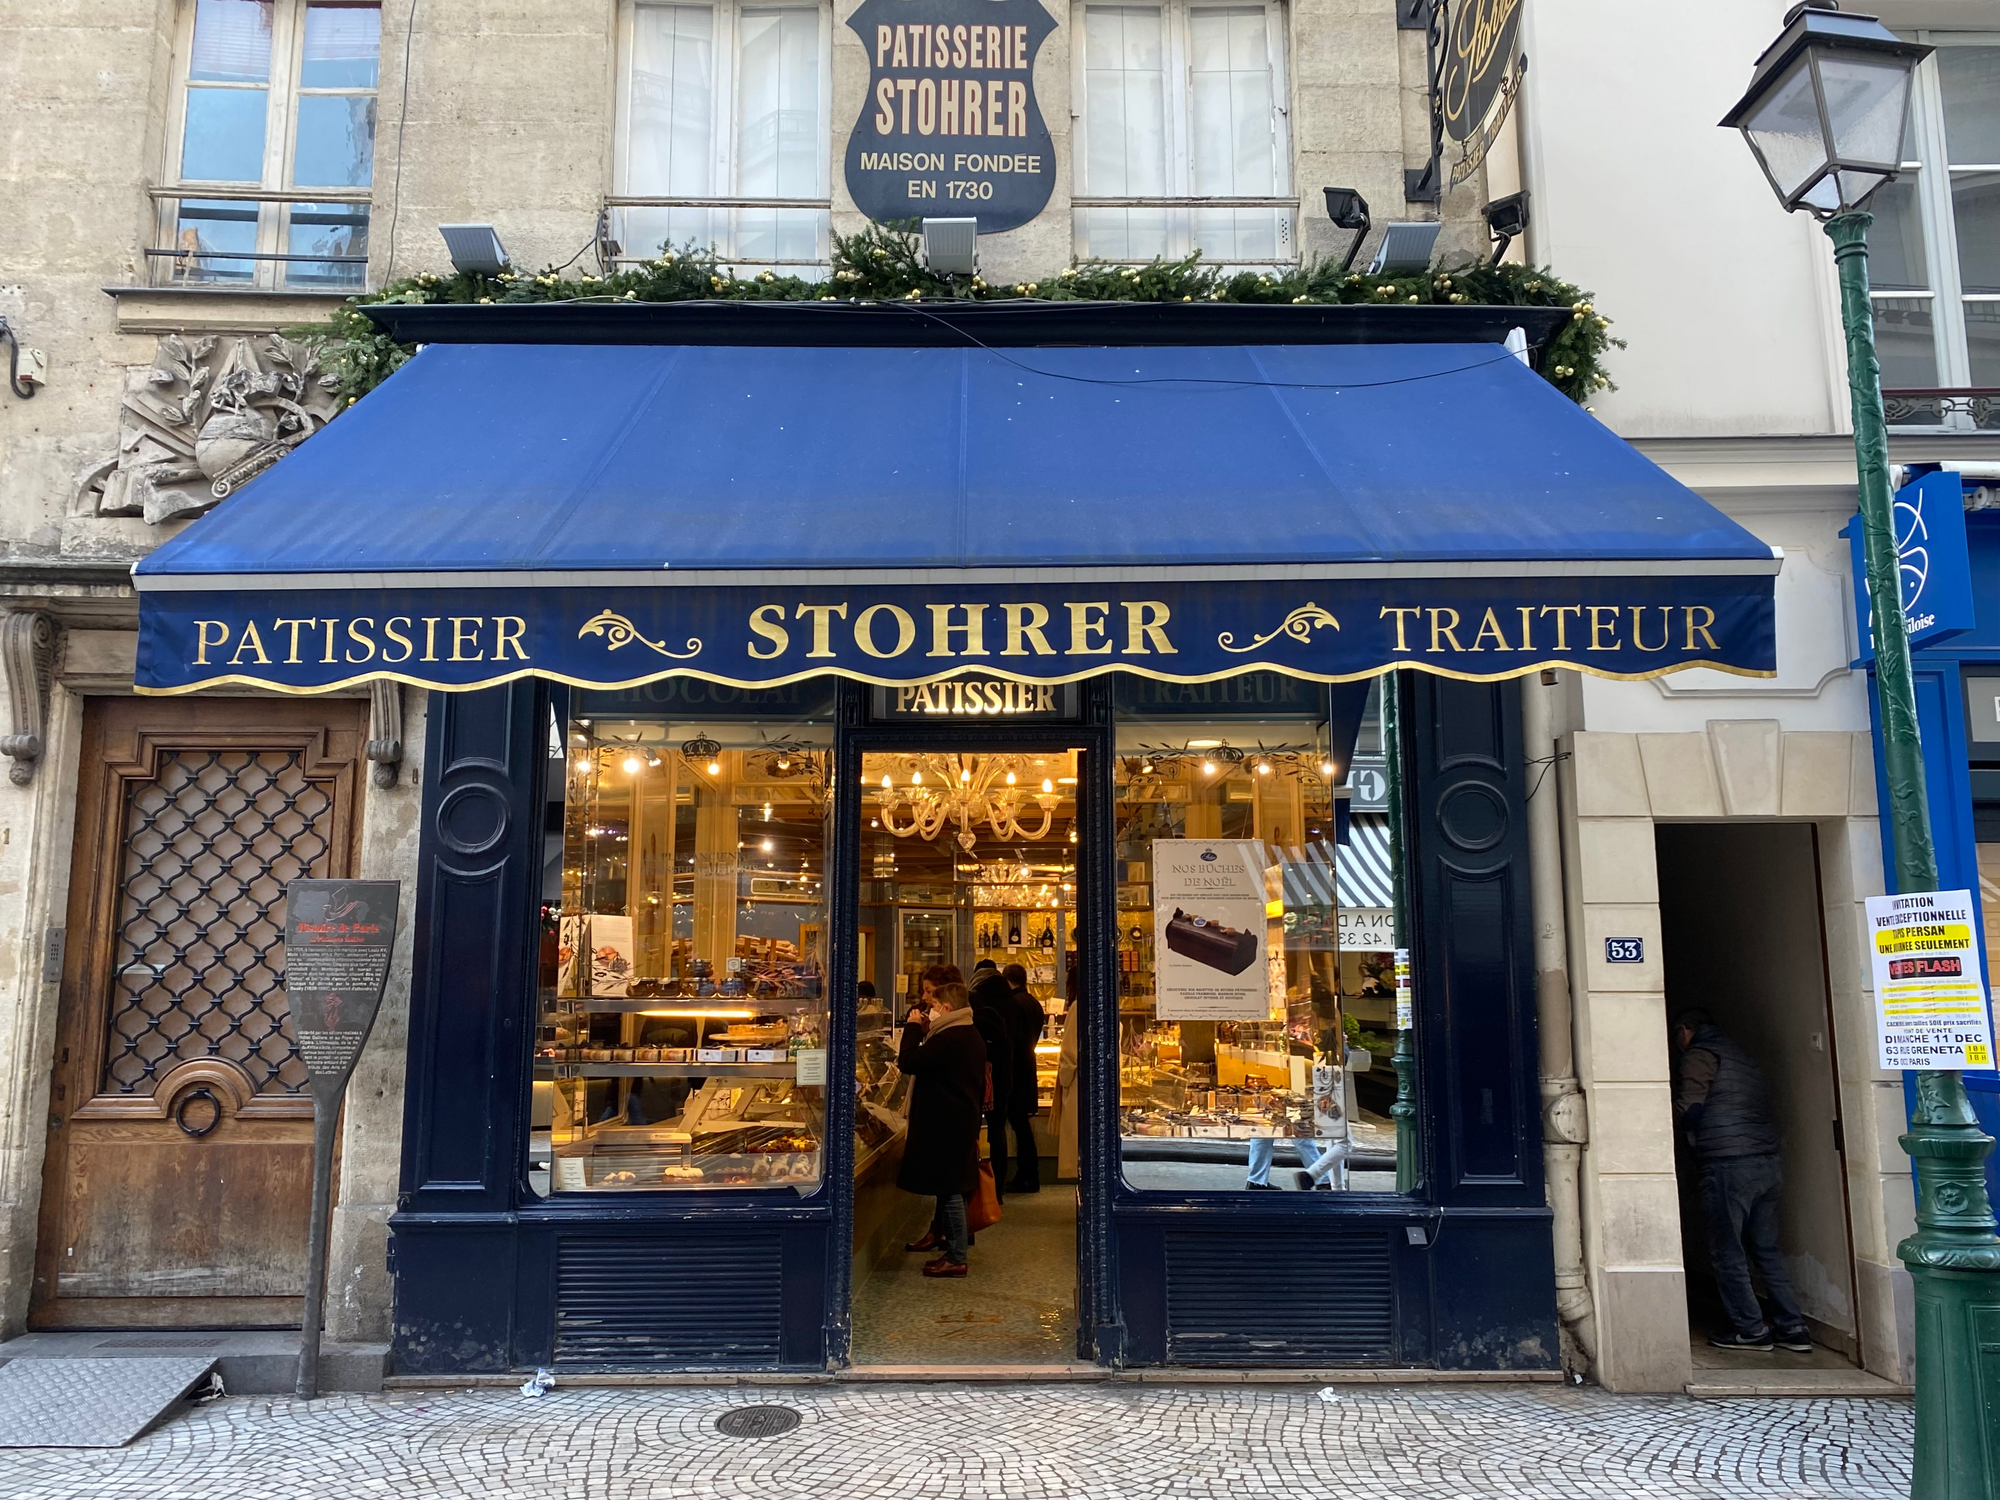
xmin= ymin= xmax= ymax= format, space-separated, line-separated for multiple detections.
xmin=715 ymin=1405 xmax=801 ymax=1439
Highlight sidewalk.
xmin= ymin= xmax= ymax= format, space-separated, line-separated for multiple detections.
xmin=0 ymin=1380 xmax=1911 ymax=1499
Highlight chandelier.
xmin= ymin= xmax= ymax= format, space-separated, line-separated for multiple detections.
xmin=875 ymin=754 xmax=1058 ymax=852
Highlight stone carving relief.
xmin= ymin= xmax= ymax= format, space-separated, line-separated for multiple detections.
xmin=75 ymin=332 xmax=340 ymax=526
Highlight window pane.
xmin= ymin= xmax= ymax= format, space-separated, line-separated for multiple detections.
xmin=1112 ymin=675 xmax=1414 ymax=1195
xmin=292 ymin=94 xmax=376 ymax=186
xmin=1968 ymin=301 xmax=1999 ymax=388
xmin=1939 ymin=47 xmax=2000 ymax=165
xmin=1867 ymin=175 xmax=1929 ymax=290
xmin=737 ymin=7 xmax=823 ymax=198
xmin=181 ymin=86 xmax=268 ymax=181
xmin=1076 ymin=206 xmax=1171 ymax=261
xmin=300 ymin=2 xmax=381 ymax=88
xmin=161 ymin=197 xmax=260 ymax=283
xmin=1189 ymin=7 xmax=1277 ymax=196
xmin=540 ymin=689 xmax=834 ymax=1196
xmin=630 ymin=4 xmax=716 ymax=196
xmin=189 ymin=0 xmax=273 ymax=83
xmin=1952 ymin=170 xmax=1999 ymax=294
xmin=1190 ymin=205 xmax=1289 ymax=262
xmin=1871 ymin=295 xmax=1940 ymax=387
xmin=1084 ymin=6 xmax=1167 ymax=196
xmin=284 ymin=200 xmax=369 ymax=289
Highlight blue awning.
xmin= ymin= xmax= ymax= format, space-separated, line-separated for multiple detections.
xmin=134 ymin=339 xmax=1779 ymax=694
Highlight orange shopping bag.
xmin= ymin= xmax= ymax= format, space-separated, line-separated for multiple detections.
xmin=967 ymin=1160 xmax=1002 ymax=1232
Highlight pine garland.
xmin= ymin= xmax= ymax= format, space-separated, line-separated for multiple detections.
xmin=293 ymin=219 xmax=1622 ymax=408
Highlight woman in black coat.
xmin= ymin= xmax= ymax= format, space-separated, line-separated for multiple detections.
xmin=896 ymin=981 xmax=987 ymax=1275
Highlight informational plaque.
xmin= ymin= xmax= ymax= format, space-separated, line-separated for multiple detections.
xmin=1152 ymin=841 xmax=1272 ymax=1021
xmin=1866 ymin=889 xmax=1995 ymax=1070
xmin=286 ymin=881 xmax=401 ymax=1095
xmin=283 ymin=878 xmax=400 ymax=1399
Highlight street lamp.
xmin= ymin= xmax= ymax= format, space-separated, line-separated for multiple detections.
xmin=1723 ymin=9 xmax=1997 ymax=1499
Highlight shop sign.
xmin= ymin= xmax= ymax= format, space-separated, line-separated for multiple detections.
xmin=144 ymin=574 xmax=1779 ymax=694
xmin=1152 ymin=841 xmax=1277 ymax=1020
xmin=1437 ymin=0 xmax=1526 ymax=189
xmin=869 ymin=678 xmax=1081 ymax=721
xmin=843 ymin=0 xmax=1058 ymax=233
xmin=1865 ymin=889 xmax=1994 ymax=1070
xmin=1846 ymin=470 xmax=1977 ymax=660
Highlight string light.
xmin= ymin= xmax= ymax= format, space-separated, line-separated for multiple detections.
xmin=623 ymin=756 xmax=641 ymax=774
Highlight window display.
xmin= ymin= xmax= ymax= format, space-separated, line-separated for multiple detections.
xmin=532 ymin=687 xmax=834 ymax=1194
xmin=1113 ymin=674 xmax=1414 ymax=1193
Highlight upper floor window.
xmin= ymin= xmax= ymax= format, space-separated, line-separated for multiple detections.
xmin=1871 ymin=37 xmax=1997 ymax=429
xmin=610 ymin=0 xmax=831 ymax=271
xmin=1071 ymin=1 xmax=1294 ymax=267
xmin=156 ymin=0 xmax=379 ymax=291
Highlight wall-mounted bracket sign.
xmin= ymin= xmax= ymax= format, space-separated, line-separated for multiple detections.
xmin=284 ymin=878 xmax=400 ymax=1400
xmin=844 ymin=0 xmax=1058 ymax=234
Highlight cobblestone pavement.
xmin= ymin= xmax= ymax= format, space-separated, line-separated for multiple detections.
xmin=0 ymin=1381 xmax=1911 ymax=1500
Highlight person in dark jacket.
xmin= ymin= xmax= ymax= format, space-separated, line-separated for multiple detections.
xmin=1001 ymin=962 xmax=1046 ymax=1192
xmin=968 ymin=960 xmax=1018 ymax=1200
xmin=897 ymin=981 xmax=987 ymax=1276
xmin=1672 ymin=1008 xmax=1811 ymax=1352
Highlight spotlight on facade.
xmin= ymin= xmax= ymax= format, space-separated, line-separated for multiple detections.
xmin=922 ymin=217 xmax=978 ymax=276
xmin=1719 ymin=2 xmax=1929 ymax=218
xmin=1481 ymin=191 xmax=1530 ymax=264
xmin=1323 ymin=187 xmax=1371 ymax=273
xmin=438 ymin=223 xmax=511 ymax=275
xmin=1367 ymin=221 xmax=1442 ymax=275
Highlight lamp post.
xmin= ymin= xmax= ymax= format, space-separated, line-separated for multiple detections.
xmin=1723 ymin=8 xmax=1998 ymax=1497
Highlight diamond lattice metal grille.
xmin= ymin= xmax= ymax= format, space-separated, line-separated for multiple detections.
xmin=100 ymin=749 xmax=335 ymax=1096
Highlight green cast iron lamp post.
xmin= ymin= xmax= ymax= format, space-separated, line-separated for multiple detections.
xmin=1723 ymin=7 xmax=1998 ymax=1496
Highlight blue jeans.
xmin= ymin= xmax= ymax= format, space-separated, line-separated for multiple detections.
xmin=1247 ymin=1136 xmax=1323 ymax=1185
xmin=937 ymin=1193 xmax=969 ymax=1264
xmin=1700 ymin=1153 xmax=1805 ymax=1337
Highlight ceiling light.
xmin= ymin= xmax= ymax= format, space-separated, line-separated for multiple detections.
xmin=1188 ymin=739 xmax=1222 ymax=749
xmin=761 ymin=838 xmax=774 ymax=852
xmin=623 ymin=756 xmax=642 ymax=774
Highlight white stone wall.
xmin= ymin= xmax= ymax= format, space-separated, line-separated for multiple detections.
xmin=1556 ymin=724 xmax=1911 ymax=1390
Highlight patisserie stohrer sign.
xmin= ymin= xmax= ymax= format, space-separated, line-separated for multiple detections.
xmin=843 ymin=0 xmax=1058 ymax=233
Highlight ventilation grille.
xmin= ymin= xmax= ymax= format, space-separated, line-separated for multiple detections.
xmin=1164 ymin=1229 xmax=1394 ymax=1364
xmin=556 ymin=1234 xmax=784 ymax=1365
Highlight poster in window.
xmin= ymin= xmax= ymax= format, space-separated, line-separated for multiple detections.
xmin=1153 ymin=840 xmax=1272 ymax=1020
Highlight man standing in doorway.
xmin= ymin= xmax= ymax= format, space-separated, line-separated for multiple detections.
xmin=1670 ymin=1008 xmax=1814 ymax=1353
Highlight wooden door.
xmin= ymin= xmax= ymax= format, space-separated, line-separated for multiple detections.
xmin=31 ymin=697 xmax=367 ymax=1328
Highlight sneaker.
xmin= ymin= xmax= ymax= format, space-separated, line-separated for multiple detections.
xmin=1709 ymin=1328 xmax=1775 ymax=1351
xmin=905 ymin=1232 xmax=940 ymax=1253
xmin=1294 ymin=1170 xmax=1318 ymax=1192
xmin=1245 ymin=1180 xmax=1280 ymax=1190
xmin=922 ymin=1257 xmax=969 ymax=1278
xmin=1774 ymin=1325 xmax=1813 ymax=1353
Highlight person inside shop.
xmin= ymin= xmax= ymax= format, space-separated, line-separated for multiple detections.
xmin=1670 ymin=1007 xmax=1813 ymax=1353
xmin=896 ymin=980 xmax=987 ymax=1278
xmin=1001 ymin=962 xmax=1045 ymax=1194
xmin=968 ymin=959 xmax=1018 ymax=1200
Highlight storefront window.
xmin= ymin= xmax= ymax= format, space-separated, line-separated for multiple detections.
xmin=1113 ymin=673 xmax=1416 ymax=1193
xmin=532 ymin=683 xmax=834 ymax=1194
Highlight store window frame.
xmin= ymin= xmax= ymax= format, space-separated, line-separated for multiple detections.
xmin=1877 ymin=32 xmax=1999 ymax=429
xmin=608 ymin=0 xmax=835 ymax=274
xmin=1104 ymin=674 xmax=1426 ymax=1204
xmin=1069 ymin=0 xmax=1298 ymax=268
xmin=152 ymin=0 xmax=380 ymax=292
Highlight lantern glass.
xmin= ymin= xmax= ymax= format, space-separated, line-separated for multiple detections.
xmin=1742 ymin=53 xmax=1830 ymax=202
xmin=1820 ymin=52 xmax=1915 ymax=170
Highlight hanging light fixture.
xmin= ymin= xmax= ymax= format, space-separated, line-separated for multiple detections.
xmin=876 ymin=753 xmax=1058 ymax=852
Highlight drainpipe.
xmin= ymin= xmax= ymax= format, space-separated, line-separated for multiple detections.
xmin=1523 ymin=670 xmax=1596 ymax=1377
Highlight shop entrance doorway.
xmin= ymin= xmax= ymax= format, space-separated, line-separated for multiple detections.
xmin=1655 ymin=822 xmax=1862 ymax=1371
xmin=848 ymin=744 xmax=1083 ymax=1365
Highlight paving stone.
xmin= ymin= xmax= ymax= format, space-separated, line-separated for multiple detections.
xmin=0 ymin=1382 xmax=1911 ymax=1499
